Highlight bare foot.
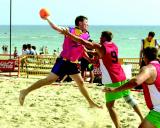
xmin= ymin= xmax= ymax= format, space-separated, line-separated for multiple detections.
xmin=89 ymin=103 xmax=103 ymax=109
xmin=19 ymin=90 xmax=27 ymax=106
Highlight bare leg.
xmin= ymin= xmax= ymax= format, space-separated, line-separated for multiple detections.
xmin=124 ymin=95 xmax=143 ymax=122
xmin=60 ymin=75 xmax=68 ymax=82
xmin=19 ymin=72 xmax=59 ymax=105
xmin=133 ymin=105 xmax=144 ymax=121
xmin=89 ymin=71 xmax=94 ymax=83
xmin=70 ymin=73 xmax=102 ymax=108
xmin=81 ymin=70 xmax=85 ymax=79
xmin=106 ymin=100 xmax=121 ymax=128
xmin=138 ymin=118 xmax=155 ymax=128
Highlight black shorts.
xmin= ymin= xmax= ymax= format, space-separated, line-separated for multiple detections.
xmin=80 ymin=58 xmax=93 ymax=71
xmin=80 ymin=58 xmax=89 ymax=70
xmin=51 ymin=57 xmax=80 ymax=76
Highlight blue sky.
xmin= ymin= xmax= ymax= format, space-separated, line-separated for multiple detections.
xmin=1 ymin=0 xmax=160 ymax=25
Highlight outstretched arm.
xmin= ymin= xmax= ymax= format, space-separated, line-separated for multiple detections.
xmin=62 ymin=28 xmax=100 ymax=49
xmin=87 ymin=50 xmax=99 ymax=57
xmin=103 ymin=66 xmax=151 ymax=92
xmin=44 ymin=18 xmax=66 ymax=33
xmin=62 ymin=28 xmax=106 ymax=58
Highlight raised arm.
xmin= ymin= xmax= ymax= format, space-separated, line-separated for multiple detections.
xmin=44 ymin=17 xmax=66 ymax=33
xmin=39 ymin=8 xmax=67 ymax=33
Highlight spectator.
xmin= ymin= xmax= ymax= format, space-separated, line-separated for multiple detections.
xmin=32 ymin=46 xmax=38 ymax=55
xmin=13 ymin=46 xmax=18 ymax=58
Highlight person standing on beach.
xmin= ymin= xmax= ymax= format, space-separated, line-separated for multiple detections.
xmin=139 ymin=31 xmax=158 ymax=68
xmin=31 ymin=46 xmax=38 ymax=55
xmin=19 ymin=14 xmax=101 ymax=108
xmin=13 ymin=46 xmax=18 ymax=59
xmin=20 ymin=44 xmax=28 ymax=69
xmin=62 ymin=29 xmax=143 ymax=128
xmin=104 ymin=47 xmax=160 ymax=128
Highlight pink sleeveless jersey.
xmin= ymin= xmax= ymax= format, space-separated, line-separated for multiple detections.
xmin=142 ymin=61 xmax=160 ymax=112
xmin=99 ymin=42 xmax=126 ymax=84
xmin=60 ymin=27 xmax=90 ymax=62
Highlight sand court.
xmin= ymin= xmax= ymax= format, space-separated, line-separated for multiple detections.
xmin=0 ymin=77 xmax=148 ymax=128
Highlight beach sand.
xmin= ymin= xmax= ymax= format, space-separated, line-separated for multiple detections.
xmin=0 ymin=76 xmax=148 ymax=128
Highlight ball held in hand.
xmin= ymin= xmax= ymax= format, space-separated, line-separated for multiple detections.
xmin=39 ymin=8 xmax=50 ymax=19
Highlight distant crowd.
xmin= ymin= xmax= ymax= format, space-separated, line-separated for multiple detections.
xmin=21 ymin=44 xmax=37 ymax=56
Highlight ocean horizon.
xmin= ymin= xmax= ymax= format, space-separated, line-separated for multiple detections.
xmin=1 ymin=25 xmax=160 ymax=58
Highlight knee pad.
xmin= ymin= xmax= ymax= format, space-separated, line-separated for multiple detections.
xmin=123 ymin=95 xmax=137 ymax=107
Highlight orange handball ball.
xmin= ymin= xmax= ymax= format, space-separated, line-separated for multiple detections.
xmin=39 ymin=8 xmax=50 ymax=19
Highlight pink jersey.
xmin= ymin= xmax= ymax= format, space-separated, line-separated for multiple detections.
xmin=99 ymin=41 xmax=126 ymax=84
xmin=142 ymin=61 xmax=160 ymax=112
xmin=60 ymin=27 xmax=90 ymax=62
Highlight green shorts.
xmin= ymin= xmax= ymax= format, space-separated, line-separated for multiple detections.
xmin=146 ymin=110 xmax=160 ymax=128
xmin=104 ymin=80 xmax=130 ymax=103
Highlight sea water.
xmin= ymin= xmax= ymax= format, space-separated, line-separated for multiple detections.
xmin=0 ymin=25 xmax=160 ymax=58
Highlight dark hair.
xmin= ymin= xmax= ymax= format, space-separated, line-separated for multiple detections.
xmin=75 ymin=15 xmax=88 ymax=26
xmin=27 ymin=44 xmax=31 ymax=49
xmin=148 ymin=31 xmax=155 ymax=37
xmin=22 ymin=44 xmax=27 ymax=49
xmin=101 ymin=31 xmax=113 ymax=41
xmin=143 ymin=47 xmax=157 ymax=61
xmin=32 ymin=46 xmax=36 ymax=50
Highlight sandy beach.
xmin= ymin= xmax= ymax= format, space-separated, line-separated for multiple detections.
xmin=0 ymin=76 xmax=148 ymax=128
